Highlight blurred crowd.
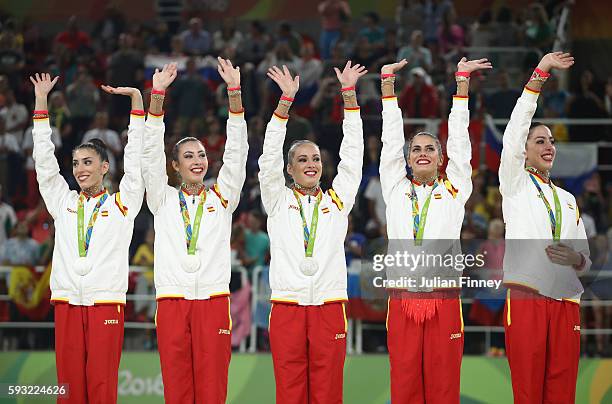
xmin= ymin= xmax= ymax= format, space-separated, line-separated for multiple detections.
xmin=0 ymin=0 xmax=611 ymax=356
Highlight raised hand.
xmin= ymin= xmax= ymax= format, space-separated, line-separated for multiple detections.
xmin=538 ymin=52 xmax=574 ymax=72
xmin=217 ymin=57 xmax=240 ymax=88
xmin=100 ymin=85 xmax=140 ymax=97
xmin=381 ymin=59 xmax=408 ymax=76
xmin=29 ymin=73 xmax=59 ymax=99
xmin=457 ymin=57 xmax=492 ymax=73
xmin=333 ymin=61 xmax=367 ymax=88
xmin=267 ymin=65 xmax=299 ymax=98
xmin=152 ymin=63 xmax=178 ymax=91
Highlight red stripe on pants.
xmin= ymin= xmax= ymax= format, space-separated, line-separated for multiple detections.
xmin=156 ymin=297 xmax=232 ymax=404
xmin=387 ymin=296 xmax=464 ymax=404
xmin=269 ymin=302 xmax=347 ymax=404
xmin=504 ymin=289 xmax=580 ymax=404
xmin=54 ymin=303 xmax=124 ymax=404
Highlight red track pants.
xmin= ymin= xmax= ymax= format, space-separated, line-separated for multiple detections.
xmin=155 ymin=297 xmax=232 ymax=404
xmin=54 ymin=302 xmax=124 ymax=404
xmin=269 ymin=302 xmax=348 ymax=404
xmin=504 ymin=288 xmax=581 ymax=404
xmin=386 ymin=295 xmax=464 ymax=404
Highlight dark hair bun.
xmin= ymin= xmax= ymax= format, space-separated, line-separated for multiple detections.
xmin=89 ymin=138 xmax=108 ymax=150
xmin=73 ymin=138 xmax=110 ymax=162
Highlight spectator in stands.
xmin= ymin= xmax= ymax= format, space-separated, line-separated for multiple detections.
xmin=318 ymin=0 xmax=351 ymax=60
xmin=294 ymin=42 xmax=323 ymax=103
xmin=468 ymin=9 xmax=495 ymax=60
xmin=276 ymin=22 xmax=302 ymax=56
xmin=180 ymin=17 xmax=211 ymax=56
xmin=147 ymin=21 xmax=172 ymax=54
xmin=372 ymin=29 xmax=400 ymax=73
xmin=107 ymin=33 xmax=144 ymax=124
xmin=396 ymin=0 xmax=425 ymax=43
xmin=351 ymin=36 xmax=377 ymax=71
xmin=437 ymin=6 xmax=465 ymax=57
xmin=82 ymin=112 xmax=122 ymax=178
xmin=0 ymin=185 xmax=16 ymax=249
xmin=0 ymin=221 xmax=39 ymax=266
xmin=399 ymin=67 xmax=439 ymax=118
xmin=54 ymin=15 xmax=91 ymax=53
xmin=569 ymin=69 xmax=607 ymax=141
xmin=334 ymin=23 xmax=357 ymax=60
xmin=364 ymin=175 xmax=386 ymax=238
xmin=423 ymin=0 xmax=453 ymax=44
xmin=345 ymin=213 xmax=366 ymax=267
xmin=200 ymin=115 xmax=226 ymax=163
xmin=543 ymin=74 xmax=570 ymax=118
xmin=213 ymin=18 xmax=244 ymax=54
xmin=172 ymin=57 xmax=211 ymax=128
xmin=492 ymin=6 xmax=520 ymax=48
xmin=397 ymin=30 xmax=433 ymax=74
xmin=48 ymin=91 xmax=71 ymax=138
xmin=0 ymin=115 xmax=22 ymax=200
xmin=169 ymin=35 xmax=185 ymax=57
xmin=524 ymin=3 xmax=554 ymax=51
xmin=311 ymin=75 xmax=342 ymax=126
xmin=359 ymin=12 xmax=385 ymax=49
xmin=0 ymin=89 xmax=28 ymax=143
xmin=244 ymin=211 xmax=270 ymax=271
xmin=92 ymin=5 xmax=126 ymax=50
xmin=65 ymin=67 xmax=98 ymax=144
xmin=486 ymin=69 xmax=521 ymax=119
xmin=238 ymin=21 xmax=271 ymax=66
xmin=0 ymin=29 xmax=25 ymax=91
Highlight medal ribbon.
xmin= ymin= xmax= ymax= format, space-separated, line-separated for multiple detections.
xmin=410 ymin=181 xmax=438 ymax=246
xmin=293 ymin=189 xmax=322 ymax=257
xmin=178 ymin=188 xmax=207 ymax=255
xmin=77 ymin=191 xmax=109 ymax=257
xmin=528 ymin=172 xmax=562 ymax=241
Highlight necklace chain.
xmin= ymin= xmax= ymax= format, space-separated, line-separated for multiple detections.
xmin=293 ymin=182 xmax=320 ymax=195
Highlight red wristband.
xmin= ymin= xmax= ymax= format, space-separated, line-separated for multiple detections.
xmin=33 ymin=110 xmax=49 ymax=115
xmin=280 ymin=95 xmax=294 ymax=102
xmin=227 ymin=86 xmax=241 ymax=91
xmin=341 ymin=86 xmax=355 ymax=92
xmin=533 ymin=68 xmax=551 ymax=78
xmin=130 ymin=109 xmax=145 ymax=116
xmin=151 ymin=89 xmax=166 ymax=95
xmin=380 ymin=73 xmax=396 ymax=79
xmin=455 ymin=71 xmax=470 ymax=78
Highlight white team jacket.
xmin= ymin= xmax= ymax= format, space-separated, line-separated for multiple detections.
xmin=258 ymin=110 xmax=363 ymax=305
xmin=142 ymin=112 xmax=248 ymax=300
xmin=500 ymin=88 xmax=591 ymax=299
xmin=380 ymin=96 xmax=473 ymax=290
xmin=33 ymin=113 xmax=145 ymax=305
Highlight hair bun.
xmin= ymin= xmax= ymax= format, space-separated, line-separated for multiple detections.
xmin=89 ymin=138 xmax=108 ymax=150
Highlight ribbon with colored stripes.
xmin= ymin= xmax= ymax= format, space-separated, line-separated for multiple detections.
xmin=293 ymin=189 xmax=322 ymax=257
xmin=77 ymin=191 xmax=109 ymax=257
xmin=410 ymin=181 xmax=438 ymax=246
xmin=527 ymin=171 xmax=561 ymax=241
xmin=178 ymin=188 xmax=207 ymax=254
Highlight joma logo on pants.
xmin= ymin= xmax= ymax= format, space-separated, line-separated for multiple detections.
xmin=335 ymin=333 xmax=346 ymax=340
xmin=218 ymin=329 xmax=231 ymax=335
xmin=104 ymin=319 xmax=119 ymax=325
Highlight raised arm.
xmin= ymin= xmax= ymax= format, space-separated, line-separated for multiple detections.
xmin=215 ymin=57 xmax=248 ymax=211
xmin=100 ymin=85 xmax=146 ymax=220
xmin=446 ymin=57 xmax=492 ymax=204
xmin=330 ymin=61 xmax=366 ymax=213
xmin=141 ymin=63 xmax=178 ymax=214
xmin=30 ymin=73 xmax=70 ymax=219
xmin=258 ymin=65 xmax=299 ymax=216
xmin=499 ymin=52 xmax=574 ymax=197
xmin=379 ymin=59 xmax=409 ymax=203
